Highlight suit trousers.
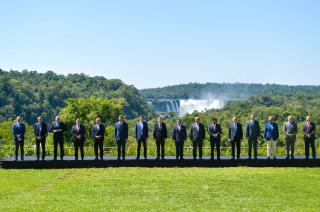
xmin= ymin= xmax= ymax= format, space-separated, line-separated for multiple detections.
xmin=175 ymin=141 xmax=184 ymax=159
xmin=53 ymin=139 xmax=64 ymax=159
xmin=116 ymin=139 xmax=126 ymax=159
xmin=192 ymin=139 xmax=203 ymax=159
xmin=248 ymin=137 xmax=258 ymax=157
xmin=74 ymin=140 xmax=84 ymax=160
xmin=231 ymin=139 xmax=241 ymax=158
xmin=14 ymin=140 xmax=24 ymax=160
xmin=285 ymin=138 xmax=295 ymax=158
xmin=36 ymin=137 xmax=46 ymax=160
xmin=156 ymin=139 xmax=165 ymax=159
xmin=210 ymin=139 xmax=220 ymax=159
xmin=137 ymin=138 xmax=147 ymax=159
xmin=94 ymin=139 xmax=104 ymax=159
xmin=304 ymin=138 xmax=316 ymax=158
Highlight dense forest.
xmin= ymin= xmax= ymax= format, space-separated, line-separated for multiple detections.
xmin=0 ymin=69 xmax=152 ymax=124
xmin=140 ymin=82 xmax=320 ymax=100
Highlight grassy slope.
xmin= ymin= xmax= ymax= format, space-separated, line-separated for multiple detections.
xmin=0 ymin=168 xmax=319 ymax=211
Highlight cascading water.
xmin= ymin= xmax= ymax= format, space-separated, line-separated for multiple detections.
xmin=178 ymin=99 xmax=224 ymax=116
xmin=149 ymin=99 xmax=224 ymax=117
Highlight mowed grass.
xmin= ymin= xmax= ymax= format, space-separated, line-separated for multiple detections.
xmin=0 ymin=168 xmax=319 ymax=211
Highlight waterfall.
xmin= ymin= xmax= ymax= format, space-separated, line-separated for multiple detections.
xmin=178 ymin=99 xmax=224 ymax=117
xmin=149 ymin=99 xmax=224 ymax=116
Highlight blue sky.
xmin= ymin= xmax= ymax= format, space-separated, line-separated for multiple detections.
xmin=0 ymin=0 xmax=319 ymax=89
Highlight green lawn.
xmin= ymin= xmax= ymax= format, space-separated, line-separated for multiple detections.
xmin=0 ymin=168 xmax=319 ymax=211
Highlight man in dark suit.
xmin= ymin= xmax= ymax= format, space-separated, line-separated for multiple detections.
xmin=50 ymin=116 xmax=67 ymax=160
xmin=208 ymin=117 xmax=222 ymax=160
xmin=153 ymin=116 xmax=167 ymax=160
xmin=283 ymin=116 xmax=298 ymax=160
xmin=12 ymin=116 xmax=25 ymax=161
xmin=172 ymin=119 xmax=187 ymax=160
xmin=34 ymin=116 xmax=48 ymax=161
xmin=190 ymin=117 xmax=205 ymax=160
xmin=228 ymin=116 xmax=243 ymax=159
xmin=71 ymin=118 xmax=86 ymax=160
xmin=135 ymin=115 xmax=148 ymax=160
xmin=114 ymin=115 xmax=128 ymax=160
xmin=303 ymin=115 xmax=316 ymax=159
xmin=246 ymin=114 xmax=261 ymax=159
xmin=92 ymin=117 xmax=105 ymax=160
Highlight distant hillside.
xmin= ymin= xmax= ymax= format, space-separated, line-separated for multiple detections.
xmin=139 ymin=82 xmax=320 ymax=100
xmin=0 ymin=69 xmax=151 ymax=124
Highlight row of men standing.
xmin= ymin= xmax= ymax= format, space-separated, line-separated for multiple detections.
xmin=12 ymin=114 xmax=317 ymax=160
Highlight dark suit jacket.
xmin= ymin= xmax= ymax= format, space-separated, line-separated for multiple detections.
xmin=71 ymin=124 xmax=86 ymax=142
xmin=229 ymin=122 xmax=243 ymax=141
xmin=153 ymin=123 xmax=168 ymax=140
xmin=135 ymin=122 xmax=149 ymax=140
xmin=50 ymin=122 xmax=67 ymax=141
xmin=34 ymin=122 xmax=48 ymax=137
xmin=190 ymin=123 xmax=205 ymax=142
xmin=114 ymin=121 xmax=128 ymax=141
xmin=303 ymin=122 xmax=316 ymax=140
xmin=92 ymin=124 xmax=106 ymax=141
xmin=246 ymin=120 xmax=261 ymax=139
xmin=172 ymin=124 xmax=187 ymax=142
xmin=12 ymin=123 xmax=25 ymax=142
xmin=208 ymin=124 xmax=222 ymax=142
